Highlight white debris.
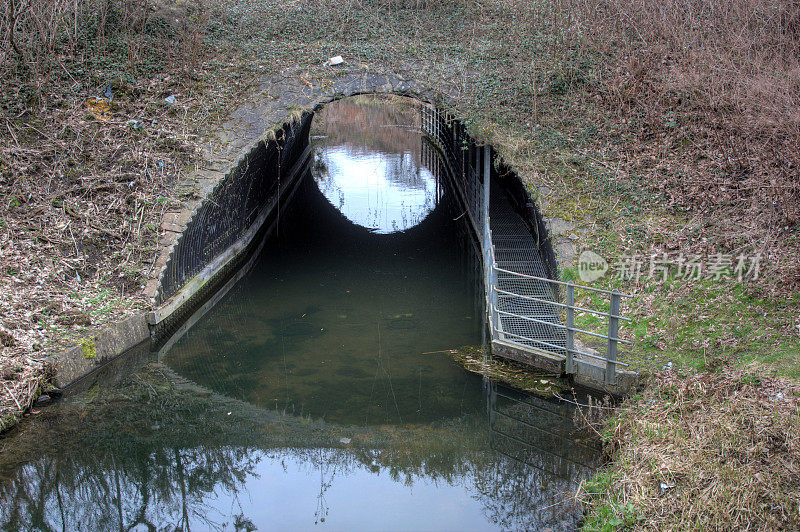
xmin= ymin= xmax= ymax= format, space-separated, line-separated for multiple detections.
xmin=326 ymin=55 xmax=344 ymax=66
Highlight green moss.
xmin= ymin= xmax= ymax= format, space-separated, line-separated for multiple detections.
xmin=449 ymin=345 xmax=569 ymax=395
xmin=81 ymin=338 xmax=97 ymax=360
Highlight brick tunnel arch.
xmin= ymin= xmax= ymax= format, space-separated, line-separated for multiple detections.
xmin=149 ymin=85 xmax=557 ymax=350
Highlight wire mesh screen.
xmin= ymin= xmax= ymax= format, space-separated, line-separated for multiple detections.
xmin=420 ymin=105 xmax=488 ymax=247
xmin=155 ymin=113 xmax=314 ymax=306
xmin=421 ymin=104 xmax=566 ymax=357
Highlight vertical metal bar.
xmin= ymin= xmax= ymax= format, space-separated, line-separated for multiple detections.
xmin=488 ymin=382 xmax=496 ymax=446
xmin=491 ymin=261 xmax=499 ymax=340
xmin=566 ymin=281 xmax=575 ymax=374
xmin=482 ymin=145 xmax=493 ymax=340
xmin=483 ymin=145 xmax=491 ymax=227
xmin=606 ymin=290 xmax=620 ymax=385
xmin=474 ymin=143 xmax=479 ymax=181
xmin=485 ymin=223 xmax=492 ymax=324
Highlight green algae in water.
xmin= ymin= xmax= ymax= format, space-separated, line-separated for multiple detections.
xmin=449 ymin=345 xmax=571 ymax=396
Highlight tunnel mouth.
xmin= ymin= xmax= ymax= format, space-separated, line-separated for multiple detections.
xmin=310 ymin=94 xmax=439 ymax=234
xmin=0 ymin=94 xmax=606 ymax=531
xmin=158 ymin=95 xmax=486 ymax=426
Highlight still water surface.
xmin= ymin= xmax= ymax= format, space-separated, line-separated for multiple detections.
xmin=0 ymin=96 xmax=600 ymax=531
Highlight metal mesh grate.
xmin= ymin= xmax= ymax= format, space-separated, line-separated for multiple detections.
xmin=490 ymin=185 xmax=567 ymax=356
xmin=423 ymin=103 xmax=570 ymax=361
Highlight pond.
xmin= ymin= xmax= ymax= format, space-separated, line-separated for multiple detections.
xmin=0 ymin=95 xmax=601 ymax=531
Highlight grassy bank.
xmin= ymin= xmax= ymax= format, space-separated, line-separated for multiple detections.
xmin=580 ymin=367 xmax=800 ymax=530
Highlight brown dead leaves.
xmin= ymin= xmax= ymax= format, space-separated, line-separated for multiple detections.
xmin=588 ymin=368 xmax=800 ymax=530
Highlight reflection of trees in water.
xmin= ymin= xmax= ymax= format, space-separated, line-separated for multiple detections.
xmin=0 ymin=443 xmax=587 ymax=530
xmin=471 ymin=454 xmax=583 ymax=530
xmin=383 ymin=150 xmax=430 ymax=192
xmin=315 ymin=146 xmax=434 ymax=193
xmin=0 ymin=446 xmax=260 ymax=531
xmin=310 ymin=96 xmax=444 ymax=234
xmin=0 ymin=366 xmax=597 ymax=530
xmin=313 ymin=144 xmax=438 ymax=232
xmin=315 ymin=148 xmax=432 ymax=192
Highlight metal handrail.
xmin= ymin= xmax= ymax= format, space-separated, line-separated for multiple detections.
xmin=424 ymin=104 xmax=631 ymax=385
xmin=494 ymin=266 xmax=634 ymax=298
xmin=494 ymin=287 xmax=632 ymax=322
xmin=492 ymin=306 xmax=632 ymax=345
xmin=494 ymin=330 xmax=630 ymax=367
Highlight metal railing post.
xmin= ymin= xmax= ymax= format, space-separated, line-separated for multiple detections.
xmin=566 ymin=281 xmax=575 ymax=373
xmin=485 ymin=225 xmax=492 ymax=321
xmin=474 ymin=143 xmax=479 ymax=179
xmin=488 ymin=382 xmax=496 ymax=446
xmin=483 ymin=145 xmax=490 ymax=234
xmin=606 ymin=290 xmax=620 ymax=385
xmin=491 ymin=261 xmax=499 ymax=338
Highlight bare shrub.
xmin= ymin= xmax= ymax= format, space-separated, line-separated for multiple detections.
xmin=539 ymin=0 xmax=800 ymax=287
xmin=0 ymin=0 xmax=203 ymax=430
xmin=0 ymin=1 xmax=204 ymax=81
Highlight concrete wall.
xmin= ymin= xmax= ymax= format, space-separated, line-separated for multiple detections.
xmin=52 ymin=114 xmax=314 ymax=389
xmin=149 ymin=113 xmax=314 ymax=345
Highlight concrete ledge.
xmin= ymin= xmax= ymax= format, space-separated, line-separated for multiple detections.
xmin=493 ymin=340 xmax=640 ymax=395
xmin=574 ymin=367 xmax=640 ymax=397
xmin=492 ymin=340 xmax=565 ymax=375
xmin=50 ymin=313 xmax=150 ymax=389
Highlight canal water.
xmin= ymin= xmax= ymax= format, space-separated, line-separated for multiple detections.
xmin=0 ymin=96 xmax=601 ymax=531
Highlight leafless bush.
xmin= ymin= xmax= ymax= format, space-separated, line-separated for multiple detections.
xmin=0 ymin=0 xmax=203 ymax=429
xmin=518 ymin=0 xmax=800 ymax=286
xmin=0 ymin=0 xmax=204 ymax=82
xmin=591 ymin=0 xmax=800 ymax=136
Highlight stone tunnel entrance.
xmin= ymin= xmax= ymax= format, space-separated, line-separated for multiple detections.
xmin=149 ymin=91 xmax=631 ymax=393
xmin=159 ymin=94 xmax=488 ymax=424
xmin=0 ymin=93 xmax=626 ymax=531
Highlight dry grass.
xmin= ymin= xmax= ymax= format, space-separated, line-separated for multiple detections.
xmin=586 ymin=0 xmax=800 ymax=287
xmin=581 ymin=367 xmax=800 ymax=530
xmin=0 ymin=0 xmax=205 ymax=430
xmin=494 ymin=0 xmax=800 ymax=289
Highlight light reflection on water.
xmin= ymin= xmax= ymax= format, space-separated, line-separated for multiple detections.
xmin=312 ymin=97 xmax=438 ymax=234
xmin=315 ymin=145 xmax=438 ymax=234
xmin=0 ymin=95 xmax=601 ymax=531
